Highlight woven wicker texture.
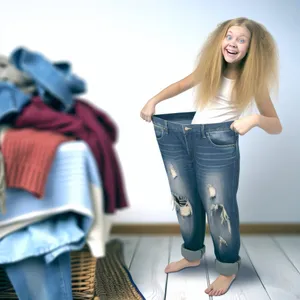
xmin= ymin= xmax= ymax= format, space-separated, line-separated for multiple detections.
xmin=71 ymin=247 xmax=97 ymax=299
xmin=0 ymin=247 xmax=96 ymax=300
xmin=0 ymin=265 xmax=16 ymax=299
xmin=0 ymin=240 xmax=144 ymax=300
xmin=94 ymin=239 xmax=145 ymax=300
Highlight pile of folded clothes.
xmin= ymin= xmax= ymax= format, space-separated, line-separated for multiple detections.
xmin=0 ymin=47 xmax=128 ymax=300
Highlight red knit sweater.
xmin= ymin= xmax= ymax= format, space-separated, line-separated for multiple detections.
xmin=14 ymin=97 xmax=128 ymax=213
xmin=2 ymin=128 xmax=71 ymax=198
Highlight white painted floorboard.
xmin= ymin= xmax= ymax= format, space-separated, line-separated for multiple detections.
xmin=113 ymin=235 xmax=140 ymax=268
xmin=242 ymin=235 xmax=300 ymax=300
xmin=128 ymin=236 xmax=170 ymax=300
xmin=205 ymin=235 xmax=271 ymax=300
xmin=113 ymin=234 xmax=300 ymax=300
xmin=165 ymin=236 xmax=210 ymax=300
xmin=272 ymin=235 xmax=300 ymax=273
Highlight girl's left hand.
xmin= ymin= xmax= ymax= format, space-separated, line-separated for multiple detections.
xmin=230 ymin=115 xmax=259 ymax=136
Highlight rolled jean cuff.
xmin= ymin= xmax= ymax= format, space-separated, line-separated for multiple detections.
xmin=215 ymin=257 xmax=241 ymax=276
xmin=181 ymin=243 xmax=205 ymax=261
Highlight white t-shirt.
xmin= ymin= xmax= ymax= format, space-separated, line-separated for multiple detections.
xmin=192 ymin=76 xmax=243 ymax=124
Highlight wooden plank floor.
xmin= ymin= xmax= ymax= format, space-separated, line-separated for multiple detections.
xmin=113 ymin=234 xmax=300 ymax=300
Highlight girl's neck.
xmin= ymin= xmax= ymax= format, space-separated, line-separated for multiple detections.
xmin=223 ymin=63 xmax=242 ymax=80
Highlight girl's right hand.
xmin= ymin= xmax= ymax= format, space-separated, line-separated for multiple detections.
xmin=140 ymin=100 xmax=156 ymax=122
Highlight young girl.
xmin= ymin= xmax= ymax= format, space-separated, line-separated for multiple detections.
xmin=140 ymin=17 xmax=282 ymax=296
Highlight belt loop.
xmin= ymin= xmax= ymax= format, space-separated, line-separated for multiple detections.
xmin=164 ymin=120 xmax=169 ymax=134
xmin=201 ymin=125 xmax=206 ymax=138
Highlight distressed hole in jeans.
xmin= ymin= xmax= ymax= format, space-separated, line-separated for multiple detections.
xmin=172 ymin=194 xmax=192 ymax=217
xmin=219 ymin=236 xmax=228 ymax=248
xmin=169 ymin=164 xmax=177 ymax=179
xmin=208 ymin=184 xmax=216 ymax=198
xmin=210 ymin=204 xmax=231 ymax=234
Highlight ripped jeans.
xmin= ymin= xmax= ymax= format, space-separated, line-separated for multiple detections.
xmin=152 ymin=112 xmax=241 ymax=276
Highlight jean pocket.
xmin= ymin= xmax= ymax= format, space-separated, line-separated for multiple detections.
xmin=153 ymin=123 xmax=165 ymax=140
xmin=206 ymin=129 xmax=237 ymax=148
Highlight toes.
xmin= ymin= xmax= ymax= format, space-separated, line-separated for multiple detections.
xmin=208 ymin=287 xmax=215 ymax=296
xmin=165 ymin=263 xmax=176 ymax=273
xmin=205 ymin=286 xmax=213 ymax=294
xmin=164 ymin=265 xmax=171 ymax=273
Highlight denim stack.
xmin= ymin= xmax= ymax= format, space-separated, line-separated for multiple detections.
xmin=0 ymin=47 xmax=110 ymax=300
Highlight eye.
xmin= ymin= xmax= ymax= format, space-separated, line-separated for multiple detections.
xmin=226 ymin=35 xmax=232 ymax=40
xmin=239 ymin=38 xmax=246 ymax=43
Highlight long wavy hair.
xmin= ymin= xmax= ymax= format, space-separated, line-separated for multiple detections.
xmin=194 ymin=17 xmax=279 ymax=110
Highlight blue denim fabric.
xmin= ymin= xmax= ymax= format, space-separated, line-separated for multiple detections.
xmin=0 ymin=213 xmax=90 ymax=264
xmin=0 ymin=82 xmax=30 ymax=123
xmin=152 ymin=112 xmax=241 ymax=276
xmin=10 ymin=47 xmax=86 ymax=111
xmin=0 ymin=142 xmax=99 ymax=263
xmin=3 ymin=252 xmax=73 ymax=300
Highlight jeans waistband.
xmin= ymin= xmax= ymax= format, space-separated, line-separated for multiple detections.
xmin=152 ymin=112 xmax=234 ymax=133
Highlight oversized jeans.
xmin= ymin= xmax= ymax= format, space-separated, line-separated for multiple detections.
xmin=3 ymin=252 xmax=73 ymax=300
xmin=152 ymin=112 xmax=241 ymax=276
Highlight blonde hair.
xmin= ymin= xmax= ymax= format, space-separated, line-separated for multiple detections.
xmin=194 ymin=17 xmax=279 ymax=110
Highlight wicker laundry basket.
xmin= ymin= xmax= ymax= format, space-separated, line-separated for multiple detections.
xmin=0 ymin=247 xmax=99 ymax=299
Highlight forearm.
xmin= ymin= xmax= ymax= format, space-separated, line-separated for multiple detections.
xmin=254 ymin=114 xmax=282 ymax=134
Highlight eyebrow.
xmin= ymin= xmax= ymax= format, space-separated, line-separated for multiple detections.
xmin=228 ymin=31 xmax=249 ymax=38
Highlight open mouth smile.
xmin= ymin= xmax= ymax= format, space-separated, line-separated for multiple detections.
xmin=226 ymin=48 xmax=238 ymax=56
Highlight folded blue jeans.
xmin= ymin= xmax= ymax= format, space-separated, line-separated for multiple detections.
xmin=152 ymin=112 xmax=241 ymax=276
xmin=3 ymin=252 xmax=73 ymax=300
xmin=10 ymin=47 xmax=86 ymax=112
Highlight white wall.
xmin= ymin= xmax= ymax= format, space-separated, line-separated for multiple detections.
xmin=1 ymin=0 xmax=299 ymax=223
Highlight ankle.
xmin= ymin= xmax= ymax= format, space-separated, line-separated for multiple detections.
xmin=220 ymin=274 xmax=236 ymax=278
xmin=186 ymin=258 xmax=200 ymax=262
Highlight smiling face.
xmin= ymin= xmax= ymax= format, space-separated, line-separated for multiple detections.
xmin=222 ymin=25 xmax=251 ymax=64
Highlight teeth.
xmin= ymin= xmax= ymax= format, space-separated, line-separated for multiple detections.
xmin=227 ymin=49 xmax=238 ymax=54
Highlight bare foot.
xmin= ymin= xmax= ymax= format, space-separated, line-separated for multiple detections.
xmin=205 ymin=274 xmax=236 ymax=296
xmin=164 ymin=258 xmax=200 ymax=273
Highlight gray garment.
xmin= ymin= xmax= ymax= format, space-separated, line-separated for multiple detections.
xmin=0 ymin=55 xmax=36 ymax=94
